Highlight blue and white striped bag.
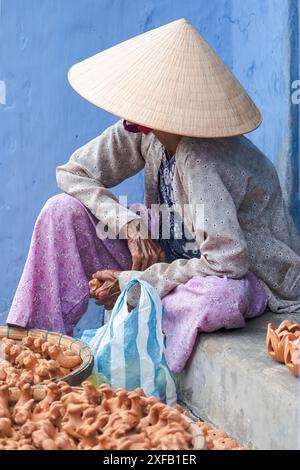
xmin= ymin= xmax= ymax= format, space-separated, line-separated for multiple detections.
xmin=82 ymin=279 xmax=178 ymax=406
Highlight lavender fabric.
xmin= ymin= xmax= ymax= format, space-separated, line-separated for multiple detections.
xmin=6 ymin=193 xmax=267 ymax=373
xmin=162 ymin=272 xmax=267 ymax=373
xmin=7 ymin=194 xmax=132 ymax=336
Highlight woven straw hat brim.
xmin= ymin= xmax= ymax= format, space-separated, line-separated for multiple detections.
xmin=68 ymin=18 xmax=262 ymax=138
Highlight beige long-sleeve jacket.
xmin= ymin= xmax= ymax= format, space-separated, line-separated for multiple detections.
xmin=56 ymin=119 xmax=300 ymax=314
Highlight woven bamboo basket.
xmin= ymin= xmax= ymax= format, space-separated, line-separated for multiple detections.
xmin=0 ymin=326 xmax=94 ymax=387
xmin=7 ymin=386 xmax=205 ymax=450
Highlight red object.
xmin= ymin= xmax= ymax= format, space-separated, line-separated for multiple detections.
xmin=123 ymin=120 xmax=153 ymax=135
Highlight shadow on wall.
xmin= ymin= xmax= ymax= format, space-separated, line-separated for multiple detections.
xmin=0 ymin=0 xmax=298 ymax=326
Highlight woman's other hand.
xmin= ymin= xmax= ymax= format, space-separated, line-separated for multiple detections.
xmin=124 ymin=220 xmax=165 ymax=271
xmin=89 ymin=270 xmax=121 ymax=310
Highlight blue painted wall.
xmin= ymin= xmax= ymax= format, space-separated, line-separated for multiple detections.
xmin=0 ymin=0 xmax=299 ymax=327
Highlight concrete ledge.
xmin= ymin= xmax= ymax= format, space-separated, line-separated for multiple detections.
xmin=178 ymin=311 xmax=300 ymax=450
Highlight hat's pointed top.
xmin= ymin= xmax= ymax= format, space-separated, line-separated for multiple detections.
xmin=69 ymin=19 xmax=261 ymax=137
xmin=169 ymin=17 xmax=189 ymax=24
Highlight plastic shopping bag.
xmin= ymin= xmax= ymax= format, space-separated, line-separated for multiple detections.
xmin=81 ymin=278 xmax=178 ymax=406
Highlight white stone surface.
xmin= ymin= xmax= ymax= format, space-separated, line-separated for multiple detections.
xmin=179 ymin=311 xmax=300 ymax=450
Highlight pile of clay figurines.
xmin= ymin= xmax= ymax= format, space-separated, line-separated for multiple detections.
xmin=0 ymin=334 xmax=246 ymax=451
xmin=197 ymin=421 xmax=246 ymax=450
xmin=0 ymin=381 xmax=194 ymax=450
xmin=0 ymin=335 xmax=82 ymax=386
xmin=266 ymin=320 xmax=300 ymax=377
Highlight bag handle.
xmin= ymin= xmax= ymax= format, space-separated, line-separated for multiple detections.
xmin=113 ymin=278 xmax=161 ymax=316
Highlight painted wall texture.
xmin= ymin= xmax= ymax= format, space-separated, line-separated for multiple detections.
xmin=0 ymin=0 xmax=299 ymax=327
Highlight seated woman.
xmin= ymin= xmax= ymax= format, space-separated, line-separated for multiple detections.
xmin=7 ymin=19 xmax=300 ymax=374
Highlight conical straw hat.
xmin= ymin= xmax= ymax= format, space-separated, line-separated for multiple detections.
xmin=68 ymin=18 xmax=262 ymax=138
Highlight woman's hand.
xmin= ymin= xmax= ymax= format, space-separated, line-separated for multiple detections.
xmin=124 ymin=220 xmax=165 ymax=271
xmin=89 ymin=270 xmax=121 ymax=310
xmin=89 ymin=221 xmax=165 ymax=310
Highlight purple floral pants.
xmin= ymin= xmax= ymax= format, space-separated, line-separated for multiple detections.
xmin=7 ymin=194 xmax=267 ymax=373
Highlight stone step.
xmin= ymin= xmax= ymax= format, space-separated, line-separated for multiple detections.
xmin=178 ymin=311 xmax=300 ymax=450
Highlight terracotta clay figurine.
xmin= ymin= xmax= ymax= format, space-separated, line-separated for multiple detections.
xmin=0 ymin=385 xmax=10 ymax=419
xmin=197 ymin=420 xmax=247 ymax=450
xmin=43 ymin=344 xmax=82 ymax=369
xmin=0 ymin=335 xmax=82 ymax=387
xmin=284 ymin=337 xmax=300 ymax=377
xmin=89 ymin=278 xmax=102 ymax=297
xmin=266 ymin=321 xmax=300 ymax=377
xmin=12 ymin=382 xmax=34 ymax=425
